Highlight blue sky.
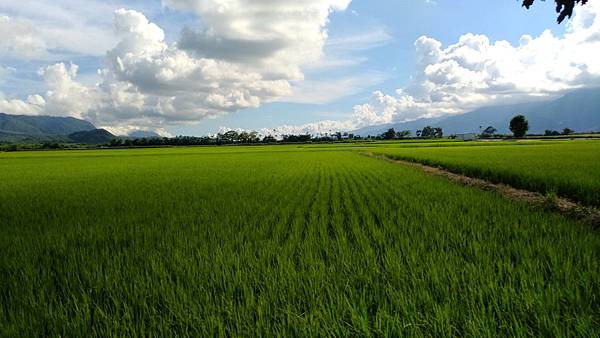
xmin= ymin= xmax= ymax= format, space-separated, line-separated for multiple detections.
xmin=2 ymin=0 xmax=598 ymax=136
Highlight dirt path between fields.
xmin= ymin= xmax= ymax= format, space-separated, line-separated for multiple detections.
xmin=361 ymin=152 xmax=600 ymax=227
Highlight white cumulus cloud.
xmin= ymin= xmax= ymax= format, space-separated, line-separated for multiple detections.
xmin=165 ymin=0 xmax=351 ymax=79
xmin=0 ymin=1 xmax=350 ymax=133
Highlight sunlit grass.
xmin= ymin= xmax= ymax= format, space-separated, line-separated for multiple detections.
xmin=1 ymin=146 xmax=598 ymax=336
xmin=369 ymin=140 xmax=600 ymax=206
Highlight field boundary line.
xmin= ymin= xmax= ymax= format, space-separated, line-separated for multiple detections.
xmin=360 ymin=152 xmax=600 ymax=227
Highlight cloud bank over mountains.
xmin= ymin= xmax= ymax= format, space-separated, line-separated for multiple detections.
xmin=0 ymin=0 xmax=350 ymax=134
xmin=1 ymin=1 xmax=600 ymax=135
xmin=269 ymin=1 xmax=600 ymax=135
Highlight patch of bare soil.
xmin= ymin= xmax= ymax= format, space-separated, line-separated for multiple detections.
xmin=362 ymin=152 xmax=600 ymax=227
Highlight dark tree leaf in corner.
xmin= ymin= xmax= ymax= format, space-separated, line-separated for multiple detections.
xmin=523 ymin=0 xmax=589 ymax=23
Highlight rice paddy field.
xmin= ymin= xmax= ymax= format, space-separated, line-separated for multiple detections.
xmin=1 ymin=142 xmax=599 ymax=336
xmin=368 ymin=140 xmax=600 ymax=206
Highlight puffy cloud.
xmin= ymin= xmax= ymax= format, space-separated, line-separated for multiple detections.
xmin=100 ymin=8 xmax=293 ymax=122
xmin=369 ymin=1 xmax=600 ymax=123
xmin=1 ymin=2 xmax=349 ymax=133
xmin=0 ymin=63 xmax=92 ymax=117
xmin=0 ymin=16 xmax=47 ymax=58
xmin=40 ymin=63 xmax=98 ymax=118
xmin=0 ymin=94 xmax=46 ymax=116
xmin=165 ymin=0 xmax=351 ymax=79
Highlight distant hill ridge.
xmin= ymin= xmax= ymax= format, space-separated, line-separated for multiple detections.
xmin=0 ymin=113 xmax=118 ymax=144
xmin=354 ymin=88 xmax=600 ymax=136
xmin=68 ymin=129 xmax=115 ymax=144
xmin=0 ymin=113 xmax=96 ymax=136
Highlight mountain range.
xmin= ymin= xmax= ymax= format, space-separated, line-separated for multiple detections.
xmin=0 ymin=113 xmax=114 ymax=144
xmin=68 ymin=129 xmax=116 ymax=144
xmin=0 ymin=113 xmax=95 ymax=136
xmin=354 ymin=88 xmax=600 ymax=136
xmin=0 ymin=114 xmax=162 ymax=144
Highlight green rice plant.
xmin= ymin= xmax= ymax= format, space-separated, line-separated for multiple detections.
xmin=0 ymin=146 xmax=598 ymax=336
xmin=369 ymin=140 xmax=600 ymax=206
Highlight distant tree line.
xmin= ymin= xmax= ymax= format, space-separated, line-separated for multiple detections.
xmin=0 ymin=142 xmax=96 ymax=152
xmin=480 ymin=126 xmax=498 ymax=138
xmin=380 ymin=128 xmax=411 ymax=140
xmin=378 ymin=126 xmax=444 ymax=140
xmin=107 ymin=125 xmax=452 ymax=148
xmin=376 ymin=116 xmax=579 ymax=141
xmin=106 ymin=114 xmax=584 ymax=149
xmin=417 ymin=126 xmax=443 ymax=138
xmin=376 ymin=116 xmax=580 ymax=140
xmin=107 ymin=130 xmax=364 ymax=147
xmin=544 ymin=128 xmax=575 ymax=136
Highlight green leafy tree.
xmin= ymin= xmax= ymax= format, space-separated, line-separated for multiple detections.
xmin=382 ymin=128 xmax=396 ymax=140
xmin=509 ymin=115 xmax=529 ymax=138
xmin=396 ymin=130 xmax=411 ymax=139
xmin=562 ymin=128 xmax=575 ymax=135
xmin=420 ymin=126 xmax=443 ymax=138
xmin=109 ymin=138 xmax=123 ymax=146
xmin=482 ymin=126 xmax=497 ymax=138
xmin=421 ymin=126 xmax=434 ymax=138
xmin=223 ymin=130 xmax=239 ymax=143
xmin=522 ymin=0 xmax=588 ymax=23
xmin=262 ymin=135 xmax=276 ymax=143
